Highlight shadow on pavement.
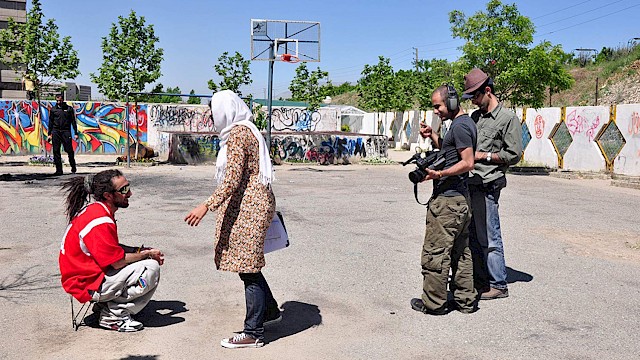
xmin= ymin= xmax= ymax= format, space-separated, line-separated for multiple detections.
xmin=264 ymin=301 xmax=322 ymax=343
xmin=117 ymin=356 xmax=159 ymax=360
xmin=81 ymin=300 xmax=187 ymax=330
xmin=136 ymin=300 xmax=188 ymax=327
xmin=0 ymin=172 xmax=61 ymax=182
xmin=507 ymin=266 xmax=534 ymax=284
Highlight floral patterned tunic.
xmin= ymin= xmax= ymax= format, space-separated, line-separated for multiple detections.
xmin=205 ymin=125 xmax=276 ymax=273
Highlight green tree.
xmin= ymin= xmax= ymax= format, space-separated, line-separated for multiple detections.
xmin=449 ymin=0 xmax=573 ymax=107
xmin=208 ymin=51 xmax=252 ymax=96
xmin=143 ymin=84 xmax=181 ymax=103
xmin=357 ymin=56 xmax=395 ymax=113
xmin=358 ymin=56 xmax=396 ymax=135
xmin=320 ymin=81 xmax=357 ymax=97
xmin=413 ymin=59 xmax=467 ymax=109
xmin=91 ymin=10 xmax=164 ymax=101
xmin=187 ymin=89 xmax=201 ymax=104
xmin=252 ymin=101 xmax=267 ymax=130
xmin=289 ymin=62 xmax=329 ymax=111
xmin=0 ymin=0 xmax=80 ymax=96
xmin=393 ymin=69 xmax=416 ymax=112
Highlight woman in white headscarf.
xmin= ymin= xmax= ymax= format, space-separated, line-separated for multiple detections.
xmin=185 ymin=90 xmax=280 ymax=349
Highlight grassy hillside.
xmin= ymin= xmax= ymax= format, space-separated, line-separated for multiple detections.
xmin=330 ymin=46 xmax=640 ymax=110
xmin=551 ymin=46 xmax=640 ymax=107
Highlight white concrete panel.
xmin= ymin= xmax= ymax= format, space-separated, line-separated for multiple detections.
xmin=613 ymin=104 xmax=640 ymax=176
xmin=316 ymin=107 xmax=340 ymax=132
xmin=524 ymin=107 xmax=561 ymax=168
xmin=563 ymin=106 xmax=608 ymax=171
xmin=361 ymin=113 xmax=376 ymax=134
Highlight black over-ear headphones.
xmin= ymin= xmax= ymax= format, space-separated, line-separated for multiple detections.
xmin=445 ymin=84 xmax=459 ymax=113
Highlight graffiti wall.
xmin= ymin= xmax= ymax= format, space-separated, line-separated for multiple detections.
xmin=614 ymin=105 xmax=640 ymax=175
xmin=168 ymin=133 xmax=220 ymax=164
xmin=146 ymin=104 xmax=212 ymax=159
xmin=269 ymin=106 xmax=339 ymax=132
xmin=270 ymin=133 xmax=387 ymax=165
xmin=168 ymin=132 xmax=387 ymax=165
xmin=562 ymin=106 xmax=607 ymax=171
xmin=0 ymin=100 xmax=145 ymax=155
xmin=524 ymin=108 xmax=561 ymax=168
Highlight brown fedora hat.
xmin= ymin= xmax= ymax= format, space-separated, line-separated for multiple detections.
xmin=462 ymin=68 xmax=489 ymax=99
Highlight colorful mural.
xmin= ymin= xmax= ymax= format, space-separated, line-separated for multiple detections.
xmin=0 ymin=100 xmax=147 ymax=155
xmin=167 ymin=132 xmax=387 ymax=165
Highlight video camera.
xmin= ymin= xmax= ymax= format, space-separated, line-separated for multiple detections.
xmin=401 ymin=149 xmax=446 ymax=184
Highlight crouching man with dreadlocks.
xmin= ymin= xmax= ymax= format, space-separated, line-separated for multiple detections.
xmin=59 ymin=169 xmax=164 ymax=332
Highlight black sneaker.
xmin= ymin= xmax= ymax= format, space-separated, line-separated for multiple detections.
xmin=410 ymin=298 xmax=449 ymax=315
xmin=71 ymin=166 xmax=77 ymax=174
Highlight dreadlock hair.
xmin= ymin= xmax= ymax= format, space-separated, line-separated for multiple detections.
xmin=61 ymin=169 xmax=123 ymax=222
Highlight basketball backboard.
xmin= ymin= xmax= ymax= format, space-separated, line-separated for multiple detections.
xmin=251 ymin=19 xmax=320 ymax=62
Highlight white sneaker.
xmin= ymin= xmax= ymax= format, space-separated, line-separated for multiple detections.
xmin=220 ymin=333 xmax=264 ymax=348
xmin=99 ymin=317 xmax=144 ymax=332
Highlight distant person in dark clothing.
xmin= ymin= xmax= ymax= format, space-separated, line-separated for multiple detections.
xmin=48 ymin=94 xmax=78 ymax=175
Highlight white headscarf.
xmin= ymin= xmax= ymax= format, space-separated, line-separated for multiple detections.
xmin=212 ymin=90 xmax=273 ymax=186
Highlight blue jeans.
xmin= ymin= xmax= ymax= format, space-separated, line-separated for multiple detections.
xmin=469 ymin=178 xmax=508 ymax=290
xmin=239 ymin=272 xmax=279 ymax=340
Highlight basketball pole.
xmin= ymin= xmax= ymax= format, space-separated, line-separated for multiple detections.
xmin=266 ymin=43 xmax=275 ymax=149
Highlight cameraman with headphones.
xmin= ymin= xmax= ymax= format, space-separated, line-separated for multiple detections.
xmin=410 ymin=84 xmax=478 ymax=315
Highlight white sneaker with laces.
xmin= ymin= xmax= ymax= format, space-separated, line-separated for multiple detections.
xmin=99 ymin=317 xmax=144 ymax=332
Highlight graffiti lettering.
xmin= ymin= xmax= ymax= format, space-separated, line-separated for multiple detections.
xmin=534 ymin=115 xmax=545 ymax=139
xmin=150 ymin=104 xmax=213 ymax=132
xmin=629 ymin=112 xmax=640 ymax=136
xmin=268 ymin=134 xmax=386 ymax=165
xmin=566 ymin=110 xmax=600 ymax=142
xmin=270 ymin=107 xmax=321 ymax=131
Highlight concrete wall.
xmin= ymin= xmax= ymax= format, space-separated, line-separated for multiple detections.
xmin=373 ymin=104 xmax=640 ymax=175
xmin=2 ymin=98 xmax=640 ymax=175
xmin=168 ymin=132 xmax=388 ymax=165
xmin=524 ymin=108 xmax=561 ymax=168
xmin=563 ymin=106 xmax=608 ymax=171
xmin=614 ymin=105 xmax=640 ymax=176
xmin=270 ymin=106 xmax=339 ymax=132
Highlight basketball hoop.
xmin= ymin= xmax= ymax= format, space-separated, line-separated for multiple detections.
xmin=280 ymin=53 xmax=300 ymax=63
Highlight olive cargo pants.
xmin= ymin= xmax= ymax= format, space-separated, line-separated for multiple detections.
xmin=422 ymin=195 xmax=477 ymax=312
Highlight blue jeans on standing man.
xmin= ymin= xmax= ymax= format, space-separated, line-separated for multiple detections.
xmin=239 ymin=272 xmax=279 ymax=340
xmin=468 ymin=177 xmax=508 ymax=291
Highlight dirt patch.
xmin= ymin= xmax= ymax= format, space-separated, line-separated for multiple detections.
xmin=541 ymin=228 xmax=640 ymax=263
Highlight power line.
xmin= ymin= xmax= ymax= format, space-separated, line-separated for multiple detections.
xmin=537 ymin=3 xmax=640 ymax=36
xmin=532 ymin=0 xmax=594 ymax=20
xmin=536 ymin=0 xmax=624 ymax=28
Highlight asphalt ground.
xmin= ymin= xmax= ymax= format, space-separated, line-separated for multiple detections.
xmin=0 ymin=156 xmax=639 ymax=360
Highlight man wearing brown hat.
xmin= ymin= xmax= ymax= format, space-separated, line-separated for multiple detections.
xmin=462 ymin=68 xmax=522 ymax=300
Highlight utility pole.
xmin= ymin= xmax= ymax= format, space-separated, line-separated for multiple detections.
xmin=595 ymin=77 xmax=599 ymax=106
xmin=413 ymin=47 xmax=419 ymax=70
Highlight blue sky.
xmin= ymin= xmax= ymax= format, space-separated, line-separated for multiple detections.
xmin=39 ymin=0 xmax=640 ymax=100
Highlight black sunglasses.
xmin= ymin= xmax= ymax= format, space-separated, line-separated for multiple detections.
xmin=114 ymin=184 xmax=130 ymax=195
